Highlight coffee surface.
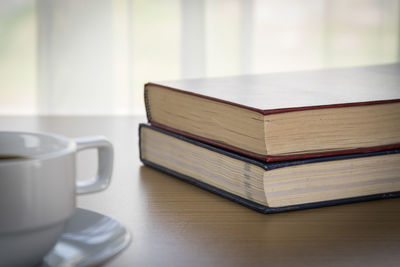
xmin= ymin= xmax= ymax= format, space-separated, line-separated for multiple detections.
xmin=0 ymin=155 xmax=32 ymax=160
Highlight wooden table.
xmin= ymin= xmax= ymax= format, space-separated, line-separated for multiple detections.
xmin=1 ymin=116 xmax=400 ymax=267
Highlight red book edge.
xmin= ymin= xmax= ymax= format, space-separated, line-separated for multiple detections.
xmin=149 ymin=122 xmax=400 ymax=162
xmin=145 ymin=82 xmax=400 ymax=115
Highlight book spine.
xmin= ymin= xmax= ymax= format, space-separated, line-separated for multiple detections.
xmin=144 ymin=86 xmax=152 ymax=122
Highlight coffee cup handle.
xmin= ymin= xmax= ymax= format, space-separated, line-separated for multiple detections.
xmin=74 ymin=136 xmax=113 ymax=194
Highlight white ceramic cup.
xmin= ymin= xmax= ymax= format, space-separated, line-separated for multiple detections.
xmin=0 ymin=131 xmax=113 ymax=267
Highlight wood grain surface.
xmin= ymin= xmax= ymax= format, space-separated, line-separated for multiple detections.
xmin=1 ymin=116 xmax=400 ymax=267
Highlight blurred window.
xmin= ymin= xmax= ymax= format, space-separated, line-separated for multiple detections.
xmin=0 ymin=0 xmax=399 ymax=115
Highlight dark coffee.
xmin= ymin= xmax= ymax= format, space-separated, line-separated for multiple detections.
xmin=0 ymin=155 xmax=31 ymax=160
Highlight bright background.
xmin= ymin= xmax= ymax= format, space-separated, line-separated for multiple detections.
xmin=1 ymin=0 xmax=399 ymax=115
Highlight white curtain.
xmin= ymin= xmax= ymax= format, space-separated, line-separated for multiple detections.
xmin=0 ymin=0 xmax=399 ymax=115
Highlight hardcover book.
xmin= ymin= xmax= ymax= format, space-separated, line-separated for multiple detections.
xmin=144 ymin=64 xmax=400 ymax=162
xmin=139 ymin=124 xmax=400 ymax=213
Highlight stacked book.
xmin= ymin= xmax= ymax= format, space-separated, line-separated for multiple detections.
xmin=139 ymin=64 xmax=400 ymax=213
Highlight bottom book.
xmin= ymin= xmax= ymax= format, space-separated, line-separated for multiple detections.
xmin=139 ymin=124 xmax=400 ymax=213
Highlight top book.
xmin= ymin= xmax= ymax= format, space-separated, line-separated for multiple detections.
xmin=144 ymin=64 xmax=400 ymax=162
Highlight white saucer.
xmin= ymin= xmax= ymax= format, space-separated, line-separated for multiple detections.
xmin=41 ymin=208 xmax=131 ymax=267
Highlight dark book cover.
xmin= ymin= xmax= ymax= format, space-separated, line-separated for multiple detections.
xmin=139 ymin=123 xmax=400 ymax=213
